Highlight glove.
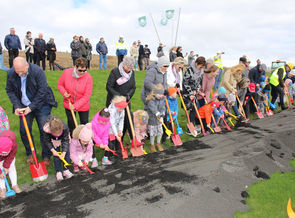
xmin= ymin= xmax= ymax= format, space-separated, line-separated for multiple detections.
xmin=164 ymin=90 xmax=169 ymax=96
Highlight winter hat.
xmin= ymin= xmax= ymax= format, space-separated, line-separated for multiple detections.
xmin=115 ymin=101 xmax=128 ymax=109
xmin=0 ymin=137 xmax=13 ymax=156
xmin=79 ymin=123 xmax=93 ymax=142
xmin=218 ymin=87 xmax=226 ymax=95
xmin=167 ymin=87 xmax=177 ymax=96
xmin=157 ymin=56 xmax=170 ymax=67
xmin=210 ymin=101 xmax=220 ymax=108
xmin=217 ymin=94 xmax=228 ymax=102
xmin=249 ymin=83 xmax=256 ymax=92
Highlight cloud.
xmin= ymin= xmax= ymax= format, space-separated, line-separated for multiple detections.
xmin=0 ymin=0 xmax=294 ymax=66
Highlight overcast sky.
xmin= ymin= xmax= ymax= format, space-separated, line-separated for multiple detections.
xmin=1 ymin=0 xmax=294 ymax=67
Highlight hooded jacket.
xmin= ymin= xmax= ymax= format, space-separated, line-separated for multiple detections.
xmin=91 ymin=111 xmax=110 ymax=146
xmin=0 ymin=130 xmax=17 ymax=175
xmin=197 ymin=104 xmax=214 ymax=125
xmin=146 ymin=97 xmax=166 ymax=126
xmin=108 ymin=103 xmax=125 ymax=137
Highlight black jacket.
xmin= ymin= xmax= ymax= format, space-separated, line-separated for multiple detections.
xmin=143 ymin=48 xmax=151 ymax=58
xmin=106 ymin=67 xmax=136 ymax=106
xmin=248 ymin=66 xmax=261 ymax=85
xmin=138 ymin=45 xmax=144 ymax=56
xmin=34 ymin=38 xmax=46 ymax=54
xmin=6 ymin=63 xmax=57 ymax=112
xmin=46 ymin=42 xmax=56 ymax=61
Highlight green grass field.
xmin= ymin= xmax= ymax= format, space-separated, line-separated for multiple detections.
xmin=0 ymin=68 xmax=192 ymax=185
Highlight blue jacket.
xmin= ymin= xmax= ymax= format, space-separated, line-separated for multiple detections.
xmin=6 ymin=63 xmax=57 ymax=112
xmin=167 ymin=96 xmax=179 ymax=122
xmin=4 ymin=34 xmax=22 ymax=50
xmin=213 ymin=106 xmax=224 ymax=117
xmin=96 ymin=41 xmax=108 ymax=55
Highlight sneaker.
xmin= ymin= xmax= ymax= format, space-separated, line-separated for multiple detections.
xmin=186 ymin=129 xmax=193 ymax=136
xmin=12 ymin=185 xmax=22 ymax=194
xmin=56 ymin=172 xmax=63 ymax=181
xmin=0 ymin=188 xmax=6 ymax=199
xmin=63 ymin=170 xmax=73 ymax=179
xmin=73 ymin=164 xmax=79 ymax=173
xmin=91 ymin=158 xmax=98 ymax=168
xmin=102 ymin=157 xmax=112 ymax=165
xmin=194 ymin=126 xmax=202 ymax=132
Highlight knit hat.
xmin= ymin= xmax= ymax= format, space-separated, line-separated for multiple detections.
xmin=167 ymin=87 xmax=177 ymax=96
xmin=115 ymin=101 xmax=128 ymax=109
xmin=217 ymin=94 xmax=228 ymax=102
xmin=210 ymin=101 xmax=220 ymax=108
xmin=157 ymin=56 xmax=170 ymax=67
xmin=0 ymin=137 xmax=13 ymax=156
xmin=79 ymin=123 xmax=93 ymax=142
xmin=218 ymin=87 xmax=226 ymax=95
xmin=249 ymin=83 xmax=256 ymax=92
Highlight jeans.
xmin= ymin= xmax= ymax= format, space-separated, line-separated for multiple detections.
xmin=8 ymin=49 xmax=19 ymax=68
xmin=53 ymin=146 xmax=70 ymax=173
xmin=99 ymin=54 xmax=107 ymax=69
xmin=232 ymin=99 xmax=241 ymax=116
xmin=65 ymin=109 xmax=89 ymax=136
xmin=19 ymin=105 xmax=52 ymax=159
xmin=271 ymin=84 xmax=285 ymax=108
xmin=0 ymin=54 xmax=9 ymax=71
xmin=134 ymin=57 xmax=138 ymax=69
xmin=214 ymin=68 xmax=223 ymax=90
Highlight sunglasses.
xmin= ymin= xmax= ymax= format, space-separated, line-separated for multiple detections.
xmin=77 ymin=69 xmax=87 ymax=73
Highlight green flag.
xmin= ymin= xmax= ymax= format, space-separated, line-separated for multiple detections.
xmin=160 ymin=18 xmax=168 ymax=26
xmin=138 ymin=16 xmax=147 ymax=27
xmin=165 ymin=9 xmax=174 ymax=19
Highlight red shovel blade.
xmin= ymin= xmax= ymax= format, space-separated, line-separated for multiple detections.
xmin=130 ymin=146 xmax=145 ymax=157
xmin=132 ymin=138 xmax=144 ymax=147
xmin=171 ymin=134 xmax=182 ymax=146
xmin=119 ymin=141 xmax=128 ymax=159
xmin=221 ymin=117 xmax=231 ymax=131
xmin=29 ymin=161 xmax=48 ymax=182
xmin=83 ymin=162 xmax=94 ymax=174
xmin=187 ymin=122 xmax=198 ymax=137
xmin=256 ymin=111 xmax=264 ymax=119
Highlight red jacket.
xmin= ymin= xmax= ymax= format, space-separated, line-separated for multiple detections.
xmin=197 ymin=104 xmax=213 ymax=125
xmin=0 ymin=130 xmax=17 ymax=175
xmin=57 ymin=68 xmax=93 ymax=111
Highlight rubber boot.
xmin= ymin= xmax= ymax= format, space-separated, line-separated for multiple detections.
xmin=156 ymin=143 xmax=164 ymax=151
xmin=150 ymin=144 xmax=157 ymax=152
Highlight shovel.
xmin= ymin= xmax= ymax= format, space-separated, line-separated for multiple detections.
xmin=192 ymin=99 xmax=205 ymax=136
xmin=236 ymin=95 xmax=248 ymax=122
xmin=21 ymin=114 xmax=48 ymax=182
xmin=158 ymin=118 xmax=172 ymax=136
xmin=165 ymin=96 xmax=182 ymax=146
xmin=119 ymin=140 xmax=128 ymax=159
xmin=126 ymin=105 xmax=145 ymax=156
xmin=69 ymin=102 xmax=78 ymax=128
xmin=228 ymin=118 xmax=235 ymax=127
xmin=221 ymin=116 xmax=231 ymax=131
xmin=251 ymin=96 xmax=264 ymax=119
xmin=177 ymin=89 xmax=198 ymax=137
xmin=175 ymin=118 xmax=183 ymax=135
xmin=82 ymin=161 xmax=94 ymax=174
xmin=264 ymin=100 xmax=273 ymax=116
xmin=2 ymin=170 xmax=15 ymax=197
xmin=267 ymin=99 xmax=277 ymax=110
xmin=224 ymin=111 xmax=239 ymax=120
xmin=57 ymin=152 xmax=71 ymax=169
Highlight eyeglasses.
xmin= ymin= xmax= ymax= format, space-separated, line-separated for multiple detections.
xmin=77 ymin=69 xmax=86 ymax=73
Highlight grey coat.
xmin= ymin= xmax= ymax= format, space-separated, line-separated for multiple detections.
xmin=146 ymin=97 xmax=166 ymax=126
xmin=141 ymin=62 xmax=168 ymax=105
xmin=70 ymin=40 xmax=82 ymax=58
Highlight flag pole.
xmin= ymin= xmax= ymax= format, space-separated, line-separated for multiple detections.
xmin=174 ymin=8 xmax=181 ymax=46
xmin=149 ymin=13 xmax=161 ymax=43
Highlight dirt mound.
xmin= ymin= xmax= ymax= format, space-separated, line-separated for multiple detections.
xmin=1 ymin=109 xmax=295 ymax=218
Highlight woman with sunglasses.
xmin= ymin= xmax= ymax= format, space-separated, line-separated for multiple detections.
xmin=57 ymin=57 xmax=93 ymax=135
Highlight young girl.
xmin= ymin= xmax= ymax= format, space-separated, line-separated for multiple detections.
xmin=197 ymin=102 xmax=220 ymax=133
xmin=146 ymin=84 xmax=166 ymax=152
xmin=133 ymin=110 xmax=149 ymax=143
xmin=0 ymin=130 xmax=21 ymax=198
xmin=70 ymin=123 xmax=94 ymax=172
xmin=107 ymin=96 xmax=128 ymax=164
xmin=91 ymin=108 xmax=111 ymax=166
xmin=43 ymin=115 xmax=73 ymax=181
xmin=0 ymin=106 xmax=9 ymax=133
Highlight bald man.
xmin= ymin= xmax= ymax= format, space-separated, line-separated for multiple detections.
xmin=6 ymin=57 xmax=57 ymax=166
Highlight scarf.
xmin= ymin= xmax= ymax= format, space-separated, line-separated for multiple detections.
xmin=116 ymin=63 xmax=133 ymax=85
xmin=72 ymin=68 xmax=82 ymax=79
xmin=172 ymin=65 xmax=181 ymax=84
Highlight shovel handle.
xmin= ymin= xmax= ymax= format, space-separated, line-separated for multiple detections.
xmin=57 ymin=152 xmax=71 ymax=168
xmin=192 ymin=99 xmax=205 ymax=135
xmin=83 ymin=162 xmax=94 ymax=174
xmin=177 ymin=90 xmax=191 ymax=123
xmin=221 ymin=117 xmax=231 ymax=130
xmin=236 ymin=95 xmax=247 ymax=120
xmin=69 ymin=102 xmax=78 ymax=128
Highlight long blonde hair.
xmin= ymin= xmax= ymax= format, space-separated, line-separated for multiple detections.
xmin=111 ymin=96 xmax=126 ymax=104
xmin=146 ymin=84 xmax=164 ymax=102
xmin=230 ymin=64 xmax=245 ymax=75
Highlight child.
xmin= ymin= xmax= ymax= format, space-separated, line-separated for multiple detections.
xmin=133 ymin=110 xmax=149 ymax=143
xmin=213 ymin=94 xmax=228 ymax=126
xmin=91 ymin=108 xmax=111 ymax=166
xmin=0 ymin=106 xmax=9 ymax=133
xmin=146 ymin=84 xmax=166 ymax=152
xmin=107 ymin=96 xmax=128 ymax=164
xmin=197 ymin=101 xmax=220 ymax=133
xmin=164 ymin=86 xmax=179 ymax=138
xmin=43 ymin=115 xmax=73 ymax=181
xmin=70 ymin=123 xmax=94 ymax=172
xmin=0 ymin=130 xmax=21 ymax=198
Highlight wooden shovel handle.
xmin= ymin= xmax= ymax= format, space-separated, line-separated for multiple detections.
xmin=236 ymin=95 xmax=247 ymax=119
xmin=177 ymin=90 xmax=191 ymax=123
xmin=192 ymin=99 xmax=205 ymax=135
xmin=69 ymin=102 xmax=78 ymax=128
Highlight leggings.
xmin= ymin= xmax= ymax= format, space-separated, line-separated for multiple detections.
xmin=150 ymin=134 xmax=162 ymax=145
xmin=0 ymin=158 xmax=17 ymax=189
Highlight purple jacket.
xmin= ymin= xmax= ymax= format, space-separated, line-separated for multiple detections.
xmin=91 ymin=111 xmax=110 ymax=146
xmin=70 ymin=138 xmax=93 ymax=165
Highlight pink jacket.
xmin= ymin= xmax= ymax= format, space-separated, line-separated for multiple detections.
xmin=91 ymin=111 xmax=110 ymax=146
xmin=197 ymin=73 xmax=215 ymax=103
xmin=57 ymin=68 xmax=93 ymax=111
xmin=70 ymin=138 xmax=93 ymax=165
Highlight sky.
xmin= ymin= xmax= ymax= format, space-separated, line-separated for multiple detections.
xmin=0 ymin=0 xmax=295 ymax=67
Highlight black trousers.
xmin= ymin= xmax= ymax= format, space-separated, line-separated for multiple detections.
xmin=271 ymin=84 xmax=285 ymax=107
xmin=117 ymin=55 xmax=124 ymax=66
xmin=105 ymin=139 xmax=120 ymax=158
xmin=25 ymin=51 xmax=33 ymax=63
xmin=72 ymin=57 xmax=78 ymax=66
xmin=138 ymin=55 xmax=144 ymax=70
xmin=65 ymin=109 xmax=89 ymax=136
xmin=36 ymin=52 xmax=46 ymax=70
xmin=8 ymin=49 xmax=19 ymax=68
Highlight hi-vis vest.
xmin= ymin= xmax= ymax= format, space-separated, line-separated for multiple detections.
xmin=115 ymin=41 xmax=127 ymax=50
xmin=214 ymin=55 xmax=223 ymax=69
xmin=270 ymin=66 xmax=286 ymax=86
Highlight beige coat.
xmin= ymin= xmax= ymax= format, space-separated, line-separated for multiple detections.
xmin=221 ymin=69 xmax=242 ymax=95
xmin=130 ymin=45 xmax=139 ymax=59
xmin=24 ymin=37 xmax=34 ymax=54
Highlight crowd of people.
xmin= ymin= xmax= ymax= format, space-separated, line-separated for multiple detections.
xmin=1 ymin=28 xmax=295 ymax=200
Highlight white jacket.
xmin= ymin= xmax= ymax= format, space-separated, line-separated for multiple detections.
xmin=108 ymin=103 xmax=125 ymax=136
xmin=166 ymin=63 xmax=183 ymax=90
